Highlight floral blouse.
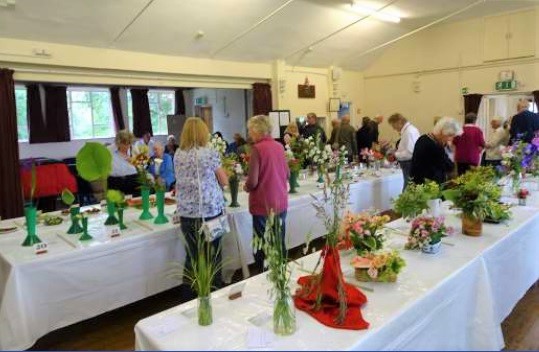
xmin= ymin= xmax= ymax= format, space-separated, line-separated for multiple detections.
xmin=174 ymin=147 xmax=224 ymax=218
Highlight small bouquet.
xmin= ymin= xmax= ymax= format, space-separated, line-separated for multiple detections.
xmin=285 ymin=145 xmax=303 ymax=173
xmin=351 ymin=250 xmax=406 ymax=282
xmin=405 ymin=215 xmax=453 ymax=253
xmin=304 ymin=135 xmax=332 ymax=167
xmin=340 ymin=211 xmax=390 ymax=255
xmin=209 ymin=135 xmax=227 ymax=157
xmin=131 ymin=144 xmax=153 ymax=188
xmin=393 ymin=181 xmax=441 ymax=220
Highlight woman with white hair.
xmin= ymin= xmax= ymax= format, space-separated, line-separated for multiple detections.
xmin=243 ymin=115 xmax=289 ymax=272
xmin=484 ymin=116 xmax=509 ymax=167
xmin=410 ymin=117 xmax=462 ymax=185
xmin=149 ymin=141 xmax=175 ymax=190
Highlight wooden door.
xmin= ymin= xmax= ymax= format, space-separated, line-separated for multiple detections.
xmin=194 ymin=105 xmax=213 ymax=132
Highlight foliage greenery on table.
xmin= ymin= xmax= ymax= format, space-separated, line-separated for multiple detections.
xmin=392 ymin=181 xmax=440 ymax=219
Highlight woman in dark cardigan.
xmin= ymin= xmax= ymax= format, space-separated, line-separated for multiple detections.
xmin=411 ymin=117 xmax=462 ymax=185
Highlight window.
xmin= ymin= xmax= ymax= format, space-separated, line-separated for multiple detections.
xmin=15 ymin=86 xmax=29 ymax=141
xmin=127 ymin=90 xmax=174 ymax=135
xmin=67 ymin=88 xmax=115 ymax=139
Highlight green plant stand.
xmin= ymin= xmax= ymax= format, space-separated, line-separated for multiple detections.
xmin=21 ymin=206 xmax=43 ymax=247
xmin=139 ymin=187 xmax=154 ymax=220
xmin=154 ymin=190 xmax=169 ymax=224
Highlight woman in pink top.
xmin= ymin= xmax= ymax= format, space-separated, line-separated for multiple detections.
xmin=244 ymin=115 xmax=289 ymax=272
xmin=453 ymin=113 xmax=485 ymax=175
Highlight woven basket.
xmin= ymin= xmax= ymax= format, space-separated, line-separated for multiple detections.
xmin=355 ymin=268 xmax=397 ymax=282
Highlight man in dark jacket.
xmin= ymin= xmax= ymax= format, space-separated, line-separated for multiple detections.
xmin=509 ymin=99 xmax=539 ymax=143
xmin=301 ymin=112 xmax=327 ymax=143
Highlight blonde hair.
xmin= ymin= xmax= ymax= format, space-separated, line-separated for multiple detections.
xmin=115 ymin=129 xmax=135 ymax=147
xmin=180 ymin=117 xmax=210 ymax=150
xmin=248 ymin=115 xmax=272 ymax=136
xmin=284 ymin=122 xmax=299 ymax=137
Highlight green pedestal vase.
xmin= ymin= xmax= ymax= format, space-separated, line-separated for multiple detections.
xmin=139 ymin=187 xmax=154 ymax=220
xmin=289 ymin=171 xmax=299 ymax=194
xmin=67 ymin=206 xmax=84 ymax=234
xmin=21 ymin=206 xmax=42 ymax=247
xmin=293 ymin=172 xmax=301 ymax=188
xmin=229 ymin=176 xmax=240 ymax=207
xmin=104 ymin=202 xmax=119 ymax=225
xmin=79 ymin=217 xmax=93 ymax=241
xmin=154 ymin=190 xmax=169 ymax=225
xmin=117 ymin=207 xmax=128 ymax=230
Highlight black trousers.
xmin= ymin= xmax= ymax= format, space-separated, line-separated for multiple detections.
xmin=108 ymin=174 xmax=141 ymax=197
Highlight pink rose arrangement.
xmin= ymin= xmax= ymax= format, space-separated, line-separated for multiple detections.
xmin=405 ymin=215 xmax=453 ymax=250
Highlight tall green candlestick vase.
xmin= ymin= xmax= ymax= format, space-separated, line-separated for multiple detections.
xmin=67 ymin=205 xmax=84 ymax=234
xmin=289 ymin=171 xmax=299 ymax=194
xmin=104 ymin=202 xmax=119 ymax=225
xmin=139 ymin=187 xmax=154 ymax=220
xmin=154 ymin=190 xmax=169 ymax=224
xmin=117 ymin=207 xmax=128 ymax=230
xmin=229 ymin=176 xmax=240 ymax=207
xmin=79 ymin=217 xmax=93 ymax=241
xmin=22 ymin=206 xmax=42 ymax=246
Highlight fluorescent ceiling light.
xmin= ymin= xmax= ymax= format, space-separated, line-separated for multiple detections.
xmin=351 ymin=1 xmax=401 ymax=23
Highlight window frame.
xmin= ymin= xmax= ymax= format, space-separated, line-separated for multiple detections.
xmin=14 ymin=85 xmax=29 ymax=142
xmin=127 ymin=89 xmax=175 ymax=136
xmin=67 ymin=86 xmax=115 ymax=140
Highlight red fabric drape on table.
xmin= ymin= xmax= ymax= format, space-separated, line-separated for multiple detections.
xmin=294 ymin=247 xmax=370 ymax=330
xmin=21 ymin=163 xmax=77 ymax=198
xmin=463 ymin=94 xmax=483 ymax=115
xmin=533 ymin=90 xmax=539 ymax=111
xmin=110 ymin=87 xmax=126 ymax=131
xmin=252 ymin=83 xmax=272 ymax=116
xmin=0 ymin=68 xmax=24 ymax=219
xmin=44 ymin=85 xmax=70 ymax=142
xmin=130 ymin=88 xmax=153 ymax=138
xmin=174 ymin=88 xmax=186 ymax=115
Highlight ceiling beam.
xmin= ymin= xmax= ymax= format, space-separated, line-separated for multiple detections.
xmin=112 ymin=0 xmax=156 ymax=43
xmin=210 ymin=0 xmax=296 ymax=58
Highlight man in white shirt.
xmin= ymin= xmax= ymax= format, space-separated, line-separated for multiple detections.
xmin=484 ymin=116 xmax=509 ymax=166
xmin=134 ymin=131 xmax=155 ymax=157
xmin=388 ymin=113 xmax=420 ymax=190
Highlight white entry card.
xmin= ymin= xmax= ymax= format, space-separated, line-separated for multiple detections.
xmin=107 ymin=226 xmax=121 ymax=238
xmin=34 ymin=242 xmax=48 ymax=255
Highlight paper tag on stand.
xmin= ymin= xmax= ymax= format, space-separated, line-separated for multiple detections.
xmin=34 ymin=242 xmax=48 ymax=255
xmin=228 ymin=282 xmax=246 ymax=300
xmin=107 ymin=226 xmax=121 ymax=238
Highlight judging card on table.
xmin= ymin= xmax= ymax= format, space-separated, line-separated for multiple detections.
xmin=228 ymin=282 xmax=246 ymax=300
xmin=107 ymin=226 xmax=121 ymax=238
xmin=34 ymin=242 xmax=48 ymax=255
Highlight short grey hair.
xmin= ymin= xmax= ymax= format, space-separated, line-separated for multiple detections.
xmin=433 ymin=116 xmax=463 ymax=136
xmin=248 ymin=115 xmax=272 ymax=135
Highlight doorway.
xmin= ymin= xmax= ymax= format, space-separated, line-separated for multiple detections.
xmin=195 ymin=105 xmax=213 ymax=133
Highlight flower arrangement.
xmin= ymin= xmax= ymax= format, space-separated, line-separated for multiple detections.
xmin=253 ymin=211 xmax=295 ymax=335
xmin=131 ymin=144 xmax=153 ymax=189
xmin=500 ymin=138 xmax=539 ymax=188
xmin=360 ymin=148 xmax=384 ymax=162
xmin=405 ymin=215 xmax=453 ymax=250
xmin=517 ymin=188 xmax=529 ymax=199
xmin=304 ymin=134 xmax=332 ymax=167
xmin=209 ymin=135 xmax=227 ymax=157
xmin=285 ymin=145 xmax=303 ymax=173
xmin=393 ymin=181 xmax=441 ymax=219
xmin=351 ymin=250 xmax=405 ymax=282
xmin=340 ymin=211 xmax=390 ymax=255
xmin=239 ymin=152 xmax=250 ymax=175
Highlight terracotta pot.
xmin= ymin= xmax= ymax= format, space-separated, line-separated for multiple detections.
xmin=462 ymin=213 xmax=482 ymax=237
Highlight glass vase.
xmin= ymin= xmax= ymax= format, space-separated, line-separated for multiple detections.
xmin=21 ymin=206 xmax=42 ymax=247
xmin=79 ymin=217 xmax=93 ymax=241
xmin=289 ymin=171 xmax=299 ymax=194
xmin=273 ymin=290 xmax=296 ymax=336
xmin=67 ymin=205 xmax=83 ymax=234
xmin=512 ymin=174 xmax=522 ymax=195
xmin=198 ymin=296 xmax=213 ymax=326
xmin=317 ymin=166 xmax=324 ymax=183
xmin=139 ymin=186 xmax=154 ymax=220
xmin=229 ymin=176 xmax=240 ymax=207
xmin=117 ymin=207 xmax=127 ymax=230
xmin=153 ymin=190 xmax=169 ymax=224
xmin=104 ymin=202 xmax=119 ymax=225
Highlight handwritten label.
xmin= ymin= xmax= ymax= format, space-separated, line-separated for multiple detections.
xmin=34 ymin=242 xmax=48 ymax=255
xmin=107 ymin=226 xmax=121 ymax=238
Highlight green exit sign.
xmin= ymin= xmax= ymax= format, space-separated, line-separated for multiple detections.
xmin=495 ymin=80 xmax=517 ymax=91
xmin=195 ymin=96 xmax=208 ymax=105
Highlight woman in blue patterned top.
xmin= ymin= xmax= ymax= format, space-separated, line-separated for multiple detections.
xmin=174 ymin=117 xmax=228 ymax=288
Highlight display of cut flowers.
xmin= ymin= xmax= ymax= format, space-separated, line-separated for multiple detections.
xmin=405 ymin=215 xmax=453 ymax=250
xmin=285 ymin=145 xmax=303 ymax=173
xmin=339 ymin=211 xmax=390 ymax=255
xmin=351 ymin=250 xmax=406 ymax=282
xmin=209 ymin=135 xmax=227 ymax=156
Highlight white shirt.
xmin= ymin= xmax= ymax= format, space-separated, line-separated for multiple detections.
xmin=395 ymin=122 xmax=420 ymax=161
xmin=110 ymin=149 xmax=137 ymax=177
xmin=485 ymin=127 xmax=509 ymax=161
xmin=134 ymin=139 xmax=155 ymax=157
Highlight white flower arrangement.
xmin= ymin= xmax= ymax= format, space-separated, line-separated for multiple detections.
xmin=209 ymin=135 xmax=227 ymax=156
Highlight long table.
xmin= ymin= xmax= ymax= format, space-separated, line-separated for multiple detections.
xmin=0 ymin=169 xmax=403 ymax=350
xmin=134 ymin=195 xmax=539 ymax=350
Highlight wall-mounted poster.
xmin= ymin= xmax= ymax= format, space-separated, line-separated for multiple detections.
xmin=298 ymin=85 xmax=315 ymax=98
xmin=339 ymin=102 xmax=351 ymax=118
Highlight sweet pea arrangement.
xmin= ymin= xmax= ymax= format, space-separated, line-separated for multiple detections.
xmin=339 ymin=211 xmax=390 ymax=256
xmin=405 ymin=215 xmax=453 ymax=254
xmin=351 ymin=250 xmax=406 ymax=282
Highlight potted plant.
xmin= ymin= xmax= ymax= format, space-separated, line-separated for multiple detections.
xmin=393 ymin=181 xmax=441 ymax=220
xmin=339 ymin=211 xmax=390 ymax=255
xmin=484 ymin=202 xmax=512 ymax=223
xmin=351 ymin=250 xmax=405 ymax=282
xmin=443 ymin=167 xmax=502 ymax=236
xmin=405 ymin=215 xmax=453 ymax=254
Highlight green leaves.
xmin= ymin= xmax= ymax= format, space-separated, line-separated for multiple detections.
xmin=106 ymin=189 xmax=124 ymax=205
xmin=393 ymin=181 xmax=440 ymax=219
xmin=76 ymin=142 xmax=112 ymax=182
xmin=61 ymin=188 xmax=75 ymax=206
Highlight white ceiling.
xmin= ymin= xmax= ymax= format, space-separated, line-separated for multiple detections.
xmin=0 ymin=0 xmax=536 ymax=70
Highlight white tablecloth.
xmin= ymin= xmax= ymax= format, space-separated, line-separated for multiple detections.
xmin=134 ymin=202 xmax=539 ymax=351
xmin=0 ymin=170 xmax=403 ymax=350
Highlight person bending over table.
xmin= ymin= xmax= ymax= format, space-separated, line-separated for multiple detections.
xmin=174 ymin=117 xmax=228 ymax=289
xmin=108 ymin=130 xmax=141 ymax=197
xmin=410 ymin=117 xmax=461 ymax=185
xmin=149 ymin=141 xmax=175 ymax=191
xmin=243 ymin=115 xmax=289 ymax=273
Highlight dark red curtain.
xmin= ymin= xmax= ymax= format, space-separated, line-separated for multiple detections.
xmin=463 ymin=94 xmax=483 ymax=115
xmin=44 ymin=85 xmax=70 ymax=142
xmin=131 ymin=88 xmax=152 ymax=137
xmin=110 ymin=87 xmax=126 ymax=131
xmin=175 ymin=88 xmax=186 ymax=115
xmin=533 ymin=90 xmax=539 ymax=111
xmin=27 ymin=84 xmax=48 ymax=144
xmin=0 ymin=68 xmax=24 ymax=219
xmin=252 ymin=83 xmax=272 ymax=116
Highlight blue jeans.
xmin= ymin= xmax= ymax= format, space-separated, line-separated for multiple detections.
xmin=252 ymin=211 xmax=287 ymax=272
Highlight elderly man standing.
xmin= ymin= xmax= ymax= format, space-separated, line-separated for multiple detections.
xmin=388 ymin=113 xmax=420 ymax=190
xmin=510 ymin=99 xmax=539 ymax=144
xmin=484 ymin=116 xmax=509 ymax=167
xmin=329 ymin=115 xmax=357 ymax=162
xmin=301 ymin=112 xmax=327 ymax=143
